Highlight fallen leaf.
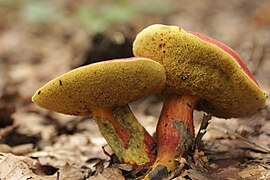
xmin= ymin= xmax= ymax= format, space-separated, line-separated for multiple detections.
xmin=89 ymin=168 xmax=125 ymax=180
xmin=0 ymin=153 xmax=54 ymax=180
xmin=238 ymin=165 xmax=269 ymax=179
xmin=0 ymin=152 xmax=89 ymax=180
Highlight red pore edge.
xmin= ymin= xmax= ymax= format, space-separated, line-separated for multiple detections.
xmin=188 ymin=31 xmax=258 ymax=86
xmin=105 ymin=56 xmax=151 ymax=62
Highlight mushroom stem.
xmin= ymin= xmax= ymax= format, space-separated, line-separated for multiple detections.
xmin=92 ymin=106 xmax=131 ymax=148
xmin=93 ymin=105 xmax=156 ymax=169
xmin=151 ymin=94 xmax=198 ymax=173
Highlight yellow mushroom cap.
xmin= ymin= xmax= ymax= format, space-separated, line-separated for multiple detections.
xmin=133 ymin=24 xmax=267 ymax=118
xmin=32 ymin=57 xmax=166 ymax=116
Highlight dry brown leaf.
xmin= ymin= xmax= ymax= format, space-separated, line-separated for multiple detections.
xmin=12 ymin=111 xmax=57 ymax=141
xmin=0 ymin=144 xmax=12 ymax=153
xmin=173 ymin=169 xmax=210 ymax=180
xmin=89 ymin=168 xmax=125 ymax=180
xmin=237 ymin=165 xmax=269 ymax=179
xmin=0 ymin=152 xmax=54 ymax=180
xmin=11 ymin=143 xmax=34 ymax=155
xmin=0 ymin=153 xmax=89 ymax=180
xmin=58 ymin=164 xmax=90 ymax=180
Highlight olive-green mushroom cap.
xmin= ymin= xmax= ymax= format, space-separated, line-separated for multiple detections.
xmin=133 ymin=24 xmax=267 ymax=118
xmin=32 ymin=57 xmax=166 ymax=116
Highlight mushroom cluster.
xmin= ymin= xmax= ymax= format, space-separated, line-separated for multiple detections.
xmin=32 ymin=24 xmax=267 ymax=178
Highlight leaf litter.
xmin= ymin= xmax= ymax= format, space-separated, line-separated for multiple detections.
xmin=0 ymin=0 xmax=270 ymax=179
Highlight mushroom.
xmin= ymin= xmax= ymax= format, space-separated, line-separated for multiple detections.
xmin=32 ymin=57 xmax=166 ymax=169
xmin=133 ymin=24 xmax=267 ymax=172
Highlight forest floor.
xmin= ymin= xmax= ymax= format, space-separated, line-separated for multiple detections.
xmin=0 ymin=0 xmax=269 ymax=179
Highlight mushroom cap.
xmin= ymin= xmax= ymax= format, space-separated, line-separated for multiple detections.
xmin=32 ymin=57 xmax=166 ymax=116
xmin=133 ymin=24 xmax=267 ymax=118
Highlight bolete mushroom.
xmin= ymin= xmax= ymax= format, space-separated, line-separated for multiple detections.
xmin=32 ymin=57 xmax=166 ymax=169
xmin=133 ymin=24 xmax=267 ymax=173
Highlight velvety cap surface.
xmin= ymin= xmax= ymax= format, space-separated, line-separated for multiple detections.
xmin=32 ymin=57 xmax=166 ymax=116
xmin=133 ymin=24 xmax=267 ymax=118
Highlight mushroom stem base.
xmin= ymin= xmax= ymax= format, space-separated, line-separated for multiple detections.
xmin=93 ymin=105 xmax=156 ymax=169
xmin=146 ymin=94 xmax=198 ymax=178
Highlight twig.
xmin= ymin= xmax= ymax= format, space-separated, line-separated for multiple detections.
xmin=211 ymin=125 xmax=270 ymax=153
xmin=248 ymin=37 xmax=265 ymax=75
xmin=56 ymin=171 xmax=60 ymax=180
xmin=194 ymin=113 xmax=212 ymax=148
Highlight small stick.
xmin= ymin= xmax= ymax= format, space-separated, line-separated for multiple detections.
xmin=56 ymin=171 xmax=60 ymax=180
xmin=211 ymin=125 xmax=270 ymax=153
xmin=194 ymin=113 xmax=212 ymax=148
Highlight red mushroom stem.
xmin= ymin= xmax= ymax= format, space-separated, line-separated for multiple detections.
xmin=93 ymin=105 xmax=156 ymax=169
xmin=93 ymin=107 xmax=131 ymax=148
xmin=151 ymin=94 xmax=198 ymax=172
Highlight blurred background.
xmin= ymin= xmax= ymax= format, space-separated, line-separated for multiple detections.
xmin=1 ymin=0 xmax=269 ymax=98
xmin=0 ymin=0 xmax=269 ymax=179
